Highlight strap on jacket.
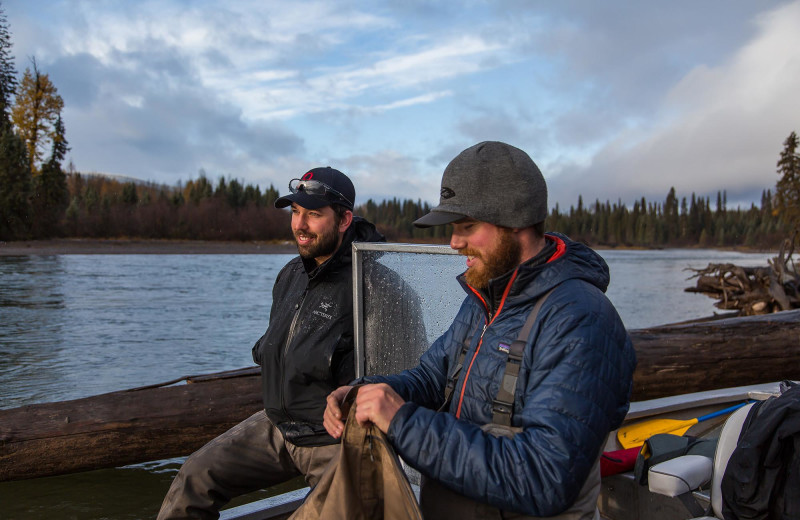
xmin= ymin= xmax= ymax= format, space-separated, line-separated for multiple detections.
xmin=491 ymin=287 xmax=556 ymax=426
xmin=439 ymin=333 xmax=474 ymax=412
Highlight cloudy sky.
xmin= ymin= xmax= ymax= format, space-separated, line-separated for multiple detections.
xmin=5 ymin=0 xmax=800 ymax=210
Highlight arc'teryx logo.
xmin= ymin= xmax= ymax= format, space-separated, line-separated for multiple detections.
xmin=313 ymin=300 xmax=334 ymax=320
xmin=441 ymin=187 xmax=456 ymax=199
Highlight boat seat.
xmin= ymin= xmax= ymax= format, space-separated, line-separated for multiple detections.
xmin=647 ymin=402 xmax=755 ymax=519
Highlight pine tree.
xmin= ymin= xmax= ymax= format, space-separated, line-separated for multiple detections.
xmin=0 ymin=3 xmax=16 ymax=120
xmin=775 ymin=131 xmax=800 ymax=230
xmin=664 ymin=187 xmax=679 ymax=242
xmin=121 ymin=182 xmax=138 ymax=205
xmin=0 ymin=4 xmax=32 ymax=239
xmin=0 ymin=124 xmax=32 ymax=239
xmin=32 ymin=115 xmax=69 ymax=236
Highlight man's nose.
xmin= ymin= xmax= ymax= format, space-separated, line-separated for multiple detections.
xmin=293 ymin=215 xmax=308 ymax=230
xmin=450 ymin=232 xmax=465 ymax=250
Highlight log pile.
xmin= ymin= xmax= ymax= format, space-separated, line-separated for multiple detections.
xmin=686 ymin=235 xmax=800 ymax=315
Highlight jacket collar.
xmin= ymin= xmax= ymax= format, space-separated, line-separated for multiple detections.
xmin=460 ymin=234 xmax=565 ymax=316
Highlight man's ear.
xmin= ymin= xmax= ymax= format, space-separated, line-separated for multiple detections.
xmin=339 ymin=210 xmax=354 ymax=233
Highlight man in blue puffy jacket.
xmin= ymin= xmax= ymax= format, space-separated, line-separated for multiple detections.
xmin=324 ymin=141 xmax=637 ymax=519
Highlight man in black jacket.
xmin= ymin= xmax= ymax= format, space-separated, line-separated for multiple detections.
xmin=158 ymin=167 xmax=386 ymax=520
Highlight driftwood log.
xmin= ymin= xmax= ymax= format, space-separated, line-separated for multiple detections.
xmin=2 ymin=310 xmax=800 ymax=482
xmin=686 ymin=236 xmax=800 ymax=315
xmin=629 ymin=309 xmax=800 ymax=401
xmin=0 ymin=367 xmax=262 ymax=482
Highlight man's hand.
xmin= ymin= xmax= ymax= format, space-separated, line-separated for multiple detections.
xmin=354 ymin=383 xmax=405 ymax=434
xmin=323 ymin=385 xmax=353 ymax=439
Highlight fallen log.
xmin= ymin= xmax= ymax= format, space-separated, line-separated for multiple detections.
xmin=0 ymin=367 xmax=262 ymax=482
xmin=629 ymin=309 xmax=800 ymax=400
xmin=2 ymin=310 xmax=800 ymax=482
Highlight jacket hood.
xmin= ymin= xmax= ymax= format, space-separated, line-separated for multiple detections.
xmin=521 ymin=232 xmax=610 ymax=293
xmin=465 ymin=232 xmax=611 ymax=313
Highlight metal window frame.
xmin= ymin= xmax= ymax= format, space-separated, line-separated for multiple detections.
xmin=352 ymin=242 xmax=458 ymax=378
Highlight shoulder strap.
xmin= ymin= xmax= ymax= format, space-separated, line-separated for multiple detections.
xmin=491 ymin=287 xmax=556 ymax=426
xmin=438 ymin=322 xmax=479 ymax=412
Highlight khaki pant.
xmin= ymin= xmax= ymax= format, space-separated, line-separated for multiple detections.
xmin=157 ymin=410 xmax=338 ymax=520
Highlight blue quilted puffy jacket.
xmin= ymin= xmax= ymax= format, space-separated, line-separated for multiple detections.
xmin=365 ymin=233 xmax=636 ymax=516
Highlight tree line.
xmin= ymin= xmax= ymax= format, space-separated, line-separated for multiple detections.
xmin=1 ymin=2 xmax=799 ymax=249
xmin=17 ymin=157 xmax=794 ymax=249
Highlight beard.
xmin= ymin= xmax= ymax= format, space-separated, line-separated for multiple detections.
xmin=295 ymin=224 xmax=340 ymax=261
xmin=461 ymin=228 xmax=521 ymax=290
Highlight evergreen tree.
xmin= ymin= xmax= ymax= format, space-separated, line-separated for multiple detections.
xmin=31 ymin=114 xmax=69 ymax=236
xmin=0 ymin=124 xmax=32 ymax=239
xmin=664 ymin=187 xmax=679 ymax=242
xmin=227 ymin=178 xmax=244 ymax=208
xmin=11 ymin=58 xmax=64 ymax=172
xmin=262 ymin=184 xmax=279 ymax=207
xmin=0 ymin=1 xmax=31 ymax=239
xmin=0 ymin=3 xmax=16 ymax=121
xmin=186 ymin=173 xmax=213 ymax=204
xmin=121 ymin=182 xmax=138 ymax=205
xmin=775 ymin=131 xmax=800 ymax=230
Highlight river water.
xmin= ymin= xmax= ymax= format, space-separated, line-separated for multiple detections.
xmin=0 ymin=248 xmax=778 ymax=519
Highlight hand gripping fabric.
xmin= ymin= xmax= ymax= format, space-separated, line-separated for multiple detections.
xmin=289 ymin=387 xmax=423 ymax=520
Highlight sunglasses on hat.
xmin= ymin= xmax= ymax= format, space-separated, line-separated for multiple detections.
xmin=289 ymin=178 xmax=354 ymax=208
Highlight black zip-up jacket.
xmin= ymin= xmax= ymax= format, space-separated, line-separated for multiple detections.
xmin=252 ymin=216 xmax=385 ymax=446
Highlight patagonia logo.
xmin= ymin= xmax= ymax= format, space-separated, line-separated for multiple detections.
xmin=440 ymin=186 xmax=456 ymax=199
xmin=498 ymin=343 xmax=510 ymax=354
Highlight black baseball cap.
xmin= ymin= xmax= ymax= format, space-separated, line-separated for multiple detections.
xmin=275 ymin=166 xmax=356 ymax=210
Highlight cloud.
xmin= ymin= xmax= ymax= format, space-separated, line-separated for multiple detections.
xmin=52 ymin=44 xmax=304 ymax=183
xmin=239 ymin=35 xmax=506 ymax=120
xmin=7 ymin=0 xmax=799 ymax=209
xmin=331 ymin=149 xmax=440 ymax=205
xmin=547 ymin=0 xmax=800 ymax=209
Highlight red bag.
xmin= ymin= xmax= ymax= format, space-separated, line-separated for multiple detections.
xmin=600 ymin=446 xmax=641 ymax=477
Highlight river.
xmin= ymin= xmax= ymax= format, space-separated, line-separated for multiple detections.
xmin=0 ymin=248 xmax=777 ymax=519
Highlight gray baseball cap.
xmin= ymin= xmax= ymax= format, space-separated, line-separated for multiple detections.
xmin=414 ymin=141 xmax=547 ymax=228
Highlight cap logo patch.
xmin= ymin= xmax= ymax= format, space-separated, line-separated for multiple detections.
xmin=302 ymin=171 xmax=314 ymax=180
xmin=441 ymin=187 xmax=456 ymax=199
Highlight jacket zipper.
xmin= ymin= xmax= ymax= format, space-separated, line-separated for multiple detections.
xmin=455 ymin=268 xmax=518 ymax=419
xmin=453 ymin=237 xmax=565 ymax=419
xmin=281 ymin=289 xmax=307 ymax=420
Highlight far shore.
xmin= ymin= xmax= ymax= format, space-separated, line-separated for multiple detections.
xmin=0 ymin=237 xmax=775 ymax=256
xmin=0 ymin=238 xmax=300 ymax=256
